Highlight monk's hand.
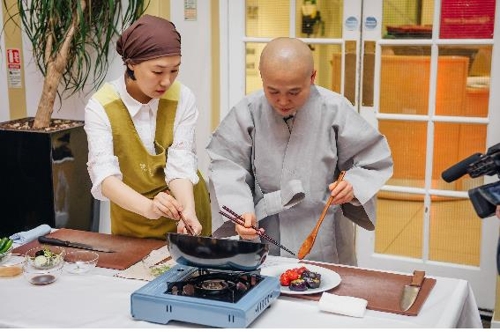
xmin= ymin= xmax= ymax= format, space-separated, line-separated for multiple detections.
xmin=151 ymin=191 xmax=183 ymax=220
xmin=328 ymin=178 xmax=354 ymax=205
xmin=176 ymin=210 xmax=202 ymax=236
xmin=236 ymin=212 xmax=262 ymax=241
xmin=496 ymin=205 xmax=500 ymax=219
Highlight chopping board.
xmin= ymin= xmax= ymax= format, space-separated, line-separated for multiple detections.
xmin=283 ymin=261 xmax=436 ymax=316
xmin=12 ymin=228 xmax=166 ymax=270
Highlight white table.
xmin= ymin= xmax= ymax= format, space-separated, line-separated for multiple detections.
xmin=0 ymin=256 xmax=482 ymax=328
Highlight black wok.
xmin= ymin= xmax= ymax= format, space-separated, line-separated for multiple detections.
xmin=167 ymin=233 xmax=269 ymax=271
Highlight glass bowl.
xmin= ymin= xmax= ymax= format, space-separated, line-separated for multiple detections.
xmin=23 ymin=260 xmax=63 ymax=285
xmin=64 ymin=250 xmax=99 ymax=274
xmin=23 ymin=246 xmax=65 ymax=285
xmin=0 ymin=245 xmax=13 ymax=265
xmin=25 ymin=246 xmax=65 ymax=270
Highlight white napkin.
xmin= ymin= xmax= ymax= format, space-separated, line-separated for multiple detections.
xmin=114 ymin=245 xmax=173 ymax=281
xmin=9 ymin=224 xmax=51 ymax=244
xmin=318 ymin=292 xmax=368 ymax=318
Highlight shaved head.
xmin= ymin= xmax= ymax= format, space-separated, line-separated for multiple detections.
xmin=259 ymin=37 xmax=314 ymax=78
xmin=258 ymin=38 xmax=317 ymax=117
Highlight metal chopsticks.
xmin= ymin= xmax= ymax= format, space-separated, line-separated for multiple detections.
xmin=219 ymin=205 xmax=296 ymax=256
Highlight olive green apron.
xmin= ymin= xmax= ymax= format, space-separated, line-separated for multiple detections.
xmin=93 ymin=81 xmax=211 ymax=239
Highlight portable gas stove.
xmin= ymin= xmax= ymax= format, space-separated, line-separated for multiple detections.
xmin=130 ymin=233 xmax=281 ymax=328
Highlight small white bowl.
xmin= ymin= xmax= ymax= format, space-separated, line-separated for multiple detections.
xmin=64 ymin=250 xmax=99 ymax=274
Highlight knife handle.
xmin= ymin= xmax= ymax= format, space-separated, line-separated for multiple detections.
xmin=411 ymin=270 xmax=425 ymax=286
xmin=38 ymin=236 xmax=69 ymax=247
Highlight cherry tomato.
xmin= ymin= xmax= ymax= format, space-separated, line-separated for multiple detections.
xmin=295 ymin=266 xmax=308 ymax=275
xmin=285 ymin=269 xmax=299 ymax=281
xmin=280 ymin=273 xmax=291 ymax=286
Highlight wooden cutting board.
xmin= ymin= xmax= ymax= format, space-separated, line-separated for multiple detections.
xmin=283 ymin=261 xmax=436 ymax=316
xmin=12 ymin=228 xmax=167 ymax=270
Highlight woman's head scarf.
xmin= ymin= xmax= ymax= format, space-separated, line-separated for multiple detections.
xmin=116 ymin=14 xmax=181 ymax=64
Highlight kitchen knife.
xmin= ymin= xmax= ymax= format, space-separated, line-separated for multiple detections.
xmin=400 ymin=270 xmax=425 ymax=311
xmin=38 ymin=236 xmax=115 ymax=253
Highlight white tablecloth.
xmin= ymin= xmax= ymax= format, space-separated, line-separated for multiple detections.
xmin=0 ymin=256 xmax=482 ymax=328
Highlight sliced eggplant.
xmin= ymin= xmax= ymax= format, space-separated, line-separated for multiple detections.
xmin=289 ymin=278 xmax=308 ymax=291
xmin=304 ymin=276 xmax=321 ymax=289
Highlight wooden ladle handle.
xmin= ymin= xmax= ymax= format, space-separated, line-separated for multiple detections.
xmin=297 ymin=171 xmax=346 ymax=259
xmin=313 ymin=171 xmax=346 ymax=231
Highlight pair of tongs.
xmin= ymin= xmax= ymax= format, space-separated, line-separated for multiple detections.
xmin=297 ymin=171 xmax=346 ymax=259
xmin=219 ymin=206 xmax=296 ymax=256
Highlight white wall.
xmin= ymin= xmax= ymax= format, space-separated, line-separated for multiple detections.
xmin=170 ymin=1 xmax=212 ymax=178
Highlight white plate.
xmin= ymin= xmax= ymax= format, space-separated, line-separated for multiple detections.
xmin=261 ymin=263 xmax=341 ymax=295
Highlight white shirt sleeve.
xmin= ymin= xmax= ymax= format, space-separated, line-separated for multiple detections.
xmin=84 ymin=98 xmax=122 ymax=201
xmin=166 ymin=85 xmax=200 ymax=185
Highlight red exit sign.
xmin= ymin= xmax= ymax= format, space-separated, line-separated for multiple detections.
xmin=6 ymin=48 xmax=21 ymax=65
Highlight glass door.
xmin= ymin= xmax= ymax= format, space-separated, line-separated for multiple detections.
xmin=221 ymin=0 xmax=500 ymax=310
xmin=356 ymin=0 xmax=499 ymax=311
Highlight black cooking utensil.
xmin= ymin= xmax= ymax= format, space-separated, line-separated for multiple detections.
xmin=167 ymin=232 xmax=269 ymax=271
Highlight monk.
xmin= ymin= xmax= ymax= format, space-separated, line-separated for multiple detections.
xmin=207 ymin=37 xmax=393 ymax=265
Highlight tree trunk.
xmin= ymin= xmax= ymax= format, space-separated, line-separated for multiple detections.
xmin=32 ymin=62 xmax=64 ymax=129
xmin=32 ymin=2 xmax=85 ymax=129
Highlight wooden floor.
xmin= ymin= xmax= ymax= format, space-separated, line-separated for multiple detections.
xmin=374 ymin=197 xmax=482 ymax=266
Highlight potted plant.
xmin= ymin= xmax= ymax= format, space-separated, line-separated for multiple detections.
xmin=0 ymin=0 xmax=148 ymax=237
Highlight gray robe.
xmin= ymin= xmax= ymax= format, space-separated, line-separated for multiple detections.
xmin=206 ymin=86 xmax=393 ymax=265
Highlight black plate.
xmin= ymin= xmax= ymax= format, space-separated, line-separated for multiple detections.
xmin=167 ymin=233 xmax=269 ymax=271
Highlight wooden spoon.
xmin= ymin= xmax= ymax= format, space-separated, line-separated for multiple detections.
xmin=297 ymin=171 xmax=346 ymax=260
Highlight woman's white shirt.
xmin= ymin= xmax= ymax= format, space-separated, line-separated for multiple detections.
xmin=84 ymin=76 xmax=199 ymax=201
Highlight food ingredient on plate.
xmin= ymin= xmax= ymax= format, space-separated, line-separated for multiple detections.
xmin=279 ymin=266 xmax=322 ymax=291
xmin=0 ymin=237 xmax=13 ymax=254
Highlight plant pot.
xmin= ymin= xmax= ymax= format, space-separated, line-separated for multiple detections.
xmin=0 ymin=118 xmax=99 ymax=237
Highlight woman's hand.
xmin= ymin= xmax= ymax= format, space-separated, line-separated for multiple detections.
xmin=150 ymin=191 xmax=183 ymax=220
xmin=176 ymin=209 xmax=202 ymax=236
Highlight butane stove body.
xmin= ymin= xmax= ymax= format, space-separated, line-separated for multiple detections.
xmin=131 ymin=264 xmax=280 ymax=328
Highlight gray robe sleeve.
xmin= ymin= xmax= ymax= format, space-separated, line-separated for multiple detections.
xmin=333 ymin=96 xmax=393 ymax=229
xmin=206 ymin=99 xmax=257 ymax=233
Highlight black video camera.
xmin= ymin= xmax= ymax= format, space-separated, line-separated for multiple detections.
xmin=441 ymin=142 xmax=500 ymax=218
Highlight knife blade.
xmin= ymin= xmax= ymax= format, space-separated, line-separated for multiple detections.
xmin=38 ymin=236 xmax=115 ymax=253
xmin=400 ymin=270 xmax=425 ymax=311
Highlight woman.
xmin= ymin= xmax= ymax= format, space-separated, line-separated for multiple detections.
xmin=84 ymin=15 xmax=211 ymax=239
